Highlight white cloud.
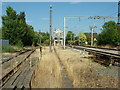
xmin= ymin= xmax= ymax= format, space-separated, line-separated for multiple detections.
xmin=26 ymin=20 xmax=32 ymax=23
xmin=69 ymin=2 xmax=80 ymax=4
xmin=40 ymin=18 xmax=49 ymax=21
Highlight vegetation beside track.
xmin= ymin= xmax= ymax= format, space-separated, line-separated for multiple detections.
xmin=66 ymin=21 xmax=120 ymax=47
xmin=1 ymin=46 xmax=16 ymax=53
xmin=1 ymin=6 xmax=50 ymax=48
xmin=56 ymin=46 xmax=118 ymax=88
xmin=32 ymin=46 xmax=118 ymax=88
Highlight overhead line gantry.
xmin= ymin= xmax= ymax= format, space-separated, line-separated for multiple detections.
xmin=63 ymin=16 xmax=118 ymax=49
xmin=118 ymin=1 xmax=120 ymax=25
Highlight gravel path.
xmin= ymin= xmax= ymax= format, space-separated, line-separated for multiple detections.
xmin=54 ymin=47 xmax=73 ymax=88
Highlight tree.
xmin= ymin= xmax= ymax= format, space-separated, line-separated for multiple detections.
xmin=22 ymin=25 xmax=35 ymax=46
xmin=85 ymin=34 xmax=91 ymax=45
xmin=41 ymin=32 xmax=50 ymax=45
xmin=0 ymin=28 xmax=2 ymax=39
xmin=2 ymin=6 xmax=36 ymax=46
xmin=118 ymin=25 xmax=120 ymax=34
xmin=33 ymin=32 xmax=40 ymax=46
xmin=66 ymin=31 xmax=75 ymax=44
xmin=97 ymin=21 xmax=120 ymax=46
xmin=2 ymin=6 xmax=18 ymax=44
xmin=78 ymin=31 xmax=87 ymax=45
xmin=33 ymin=31 xmax=50 ymax=46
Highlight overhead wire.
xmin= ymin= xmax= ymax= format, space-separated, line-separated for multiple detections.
xmin=65 ymin=2 xmax=118 ymax=34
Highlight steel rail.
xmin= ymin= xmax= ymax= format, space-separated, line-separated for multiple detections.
xmin=0 ymin=48 xmax=36 ymax=88
xmin=82 ymin=45 xmax=120 ymax=51
xmin=71 ymin=46 xmax=120 ymax=59
xmin=1 ymin=49 xmax=32 ymax=64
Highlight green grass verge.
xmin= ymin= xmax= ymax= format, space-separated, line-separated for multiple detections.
xmin=1 ymin=46 xmax=16 ymax=53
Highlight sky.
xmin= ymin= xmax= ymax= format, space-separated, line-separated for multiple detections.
xmin=1 ymin=2 xmax=118 ymax=35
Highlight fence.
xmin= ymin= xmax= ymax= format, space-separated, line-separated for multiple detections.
xmin=0 ymin=40 xmax=9 ymax=47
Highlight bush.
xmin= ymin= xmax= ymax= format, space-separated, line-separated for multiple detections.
xmin=16 ymin=40 xmax=23 ymax=47
xmin=68 ymin=40 xmax=75 ymax=45
xmin=42 ymin=40 xmax=49 ymax=46
xmin=2 ymin=46 xmax=16 ymax=53
xmin=97 ymin=21 xmax=120 ymax=46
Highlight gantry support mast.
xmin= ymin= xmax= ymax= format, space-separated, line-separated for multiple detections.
xmin=118 ymin=1 xmax=120 ymax=25
xmin=49 ymin=5 xmax=52 ymax=52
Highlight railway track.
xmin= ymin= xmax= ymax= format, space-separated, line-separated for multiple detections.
xmin=0 ymin=47 xmax=37 ymax=88
xmin=70 ymin=46 xmax=120 ymax=58
xmin=1 ymin=49 xmax=32 ymax=64
xmin=82 ymin=45 xmax=120 ymax=51
xmin=68 ymin=45 xmax=120 ymax=66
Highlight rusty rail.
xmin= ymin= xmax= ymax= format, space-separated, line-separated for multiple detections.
xmin=0 ymin=48 xmax=37 ymax=88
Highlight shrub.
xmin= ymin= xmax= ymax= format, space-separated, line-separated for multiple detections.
xmin=2 ymin=45 xmax=16 ymax=53
xmin=16 ymin=40 xmax=23 ymax=48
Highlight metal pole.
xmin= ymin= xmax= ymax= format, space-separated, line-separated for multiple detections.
xmin=64 ymin=17 xmax=66 ymax=49
xmin=91 ymin=28 xmax=93 ymax=46
xmin=118 ymin=1 xmax=120 ymax=25
xmin=39 ymin=29 xmax=41 ymax=45
xmin=71 ymin=34 xmax=72 ymax=41
xmin=58 ymin=32 xmax=60 ymax=46
xmin=50 ymin=5 xmax=52 ymax=52
xmin=91 ymin=19 xmax=96 ymax=46
xmin=90 ymin=26 xmax=94 ymax=46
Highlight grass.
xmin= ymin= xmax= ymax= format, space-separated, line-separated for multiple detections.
xmin=31 ymin=46 xmax=118 ymax=88
xmin=56 ymin=46 xmax=118 ymax=88
xmin=31 ymin=47 xmax=63 ymax=88
xmin=1 ymin=45 xmax=24 ymax=53
xmin=2 ymin=46 xmax=16 ymax=53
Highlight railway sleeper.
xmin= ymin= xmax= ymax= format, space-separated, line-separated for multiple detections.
xmin=2 ymin=59 xmax=35 ymax=90
xmin=71 ymin=46 xmax=120 ymax=66
xmin=93 ymin=54 xmax=119 ymax=66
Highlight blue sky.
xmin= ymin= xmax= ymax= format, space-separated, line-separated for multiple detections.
xmin=1 ymin=2 xmax=118 ymax=35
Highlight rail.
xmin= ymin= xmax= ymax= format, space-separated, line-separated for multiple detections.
xmin=82 ymin=45 xmax=120 ymax=51
xmin=68 ymin=46 xmax=120 ymax=66
xmin=1 ymin=49 xmax=32 ymax=64
xmin=0 ymin=47 xmax=37 ymax=89
xmin=69 ymin=46 xmax=120 ymax=59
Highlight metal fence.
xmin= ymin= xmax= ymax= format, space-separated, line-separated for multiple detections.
xmin=0 ymin=40 xmax=9 ymax=47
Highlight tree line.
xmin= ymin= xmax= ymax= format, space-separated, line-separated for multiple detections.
xmin=1 ymin=6 xmax=120 ymax=47
xmin=1 ymin=6 xmax=50 ymax=47
xmin=97 ymin=21 xmax=120 ymax=46
xmin=66 ymin=21 xmax=120 ymax=46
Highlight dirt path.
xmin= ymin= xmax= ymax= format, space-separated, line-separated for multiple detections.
xmin=54 ymin=47 xmax=73 ymax=88
xmin=31 ymin=47 xmax=63 ymax=88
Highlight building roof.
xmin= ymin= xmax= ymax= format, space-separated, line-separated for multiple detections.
xmin=84 ymin=33 xmax=98 ymax=38
xmin=54 ymin=29 xmax=63 ymax=33
xmin=54 ymin=29 xmax=63 ymax=38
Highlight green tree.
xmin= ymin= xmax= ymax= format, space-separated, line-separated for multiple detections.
xmin=33 ymin=32 xmax=40 ymax=46
xmin=33 ymin=32 xmax=50 ymax=46
xmin=78 ymin=31 xmax=87 ymax=45
xmin=66 ymin=31 xmax=75 ymax=44
xmin=0 ymin=28 xmax=2 ymax=39
xmin=85 ymin=34 xmax=91 ymax=45
xmin=41 ymin=32 xmax=50 ymax=45
xmin=118 ymin=25 xmax=120 ymax=34
xmin=2 ymin=6 xmax=18 ymax=44
xmin=2 ymin=6 xmax=36 ymax=46
xmin=97 ymin=21 xmax=120 ymax=46
xmin=22 ymin=25 xmax=35 ymax=46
